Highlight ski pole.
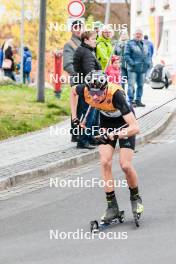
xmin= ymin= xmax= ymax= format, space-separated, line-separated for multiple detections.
xmin=95 ymin=96 xmax=176 ymax=138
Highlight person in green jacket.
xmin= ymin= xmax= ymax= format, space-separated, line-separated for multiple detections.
xmin=96 ymin=25 xmax=113 ymax=70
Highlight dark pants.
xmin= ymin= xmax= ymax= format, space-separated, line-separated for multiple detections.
xmin=121 ymin=67 xmax=128 ymax=90
xmin=23 ymin=72 xmax=30 ymax=84
xmin=127 ymin=71 xmax=145 ymax=103
xmin=4 ymin=70 xmax=15 ymax=81
xmin=77 ymin=97 xmax=99 ymax=145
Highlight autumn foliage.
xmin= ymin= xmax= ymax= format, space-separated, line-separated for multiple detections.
xmin=0 ymin=0 xmax=70 ymax=82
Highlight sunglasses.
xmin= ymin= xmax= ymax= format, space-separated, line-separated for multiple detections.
xmin=88 ymin=89 xmax=105 ymax=96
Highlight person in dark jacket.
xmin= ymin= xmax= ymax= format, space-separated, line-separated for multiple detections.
xmin=63 ymin=20 xmax=84 ymax=142
xmin=143 ymin=35 xmax=154 ymax=61
xmin=2 ymin=39 xmax=15 ymax=81
xmin=73 ymin=32 xmax=102 ymax=81
xmin=124 ymin=29 xmax=150 ymax=107
xmin=73 ymin=31 xmax=102 ymax=149
xmin=23 ymin=46 xmax=32 ymax=84
xmin=143 ymin=35 xmax=154 ymax=82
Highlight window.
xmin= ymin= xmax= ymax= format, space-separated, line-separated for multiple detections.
xmin=136 ymin=0 xmax=142 ymax=15
xmin=151 ymin=0 xmax=155 ymax=6
xmin=163 ymin=30 xmax=169 ymax=54
xmin=163 ymin=0 xmax=170 ymax=9
xmin=150 ymin=0 xmax=155 ymax=12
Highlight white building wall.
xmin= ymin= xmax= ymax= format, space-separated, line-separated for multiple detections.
xmin=130 ymin=0 xmax=176 ymax=73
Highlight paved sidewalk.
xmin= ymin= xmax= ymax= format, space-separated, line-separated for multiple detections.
xmin=0 ymin=85 xmax=176 ymax=189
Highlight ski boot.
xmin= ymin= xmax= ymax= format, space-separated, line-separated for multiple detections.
xmin=130 ymin=194 xmax=144 ymax=227
xmin=90 ymin=197 xmax=124 ymax=233
xmin=101 ymin=197 xmax=124 ymax=224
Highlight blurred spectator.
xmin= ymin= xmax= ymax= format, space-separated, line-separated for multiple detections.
xmin=0 ymin=43 xmax=4 ymax=80
xmin=23 ymin=46 xmax=32 ymax=84
xmin=106 ymin=55 xmax=121 ymax=85
xmin=63 ymin=20 xmax=84 ymax=80
xmin=115 ymin=31 xmax=129 ymax=89
xmin=150 ymin=60 xmax=172 ymax=89
xmin=73 ymin=31 xmax=101 ymax=149
xmin=144 ymin=35 xmax=154 ymax=82
xmin=63 ymin=20 xmax=84 ymax=142
xmin=93 ymin=21 xmax=103 ymax=38
xmin=2 ymin=39 xmax=15 ymax=81
xmin=96 ymin=25 xmax=113 ymax=70
xmin=74 ymin=31 xmax=101 ymax=82
xmin=14 ymin=63 xmax=21 ymax=83
xmin=0 ymin=43 xmax=4 ymax=69
xmin=124 ymin=29 xmax=150 ymax=107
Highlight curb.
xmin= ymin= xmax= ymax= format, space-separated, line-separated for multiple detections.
xmin=0 ymin=108 xmax=175 ymax=191
xmin=136 ymin=108 xmax=175 ymax=145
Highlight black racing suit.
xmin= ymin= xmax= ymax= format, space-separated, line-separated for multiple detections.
xmin=76 ymin=85 xmax=136 ymax=150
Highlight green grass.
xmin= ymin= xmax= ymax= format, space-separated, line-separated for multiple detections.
xmin=0 ymin=84 xmax=70 ymax=140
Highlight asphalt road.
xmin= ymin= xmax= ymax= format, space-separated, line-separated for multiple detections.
xmin=0 ymin=118 xmax=176 ymax=264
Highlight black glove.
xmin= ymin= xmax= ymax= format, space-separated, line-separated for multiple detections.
xmin=72 ymin=117 xmax=80 ymax=128
xmin=94 ymin=132 xmax=119 ymax=145
xmin=94 ymin=133 xmax=109 ymax=145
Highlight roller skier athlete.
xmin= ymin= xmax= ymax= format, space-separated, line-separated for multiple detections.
xmin=70 ymin=70 xmax=144 ymax=228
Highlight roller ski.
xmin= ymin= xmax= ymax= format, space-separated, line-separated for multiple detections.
xmin=90 ymin=195 xmax=125 ymax=233
xmin=90 ymin=211 xmax=125 ymax=233
xmin=131 ymin=194 xmax=144 ymax=227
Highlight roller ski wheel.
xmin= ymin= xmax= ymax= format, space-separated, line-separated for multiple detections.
xmin=117 ymin=210 xmax=125 ymax=223
xmin=90 ymin=211 xmax=125 ymax=233
xmin=131 ymin=195 xmax=144 ymax=228
xmin=133 ymin=212 xmax=141 ymax=228
xmin=90 ymin=220 xmax=99 ymax=233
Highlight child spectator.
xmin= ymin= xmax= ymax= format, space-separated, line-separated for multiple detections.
xmin=105 ymin=55 xmax=121 ymax=85
xmin=23 ymin=46 xmax=32 ymax=84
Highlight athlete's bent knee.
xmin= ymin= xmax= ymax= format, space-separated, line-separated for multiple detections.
xmin=120 ymin=161 xmax=132 ymax=174
xmin=101 ymin=158 xmax=112 ymax=170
